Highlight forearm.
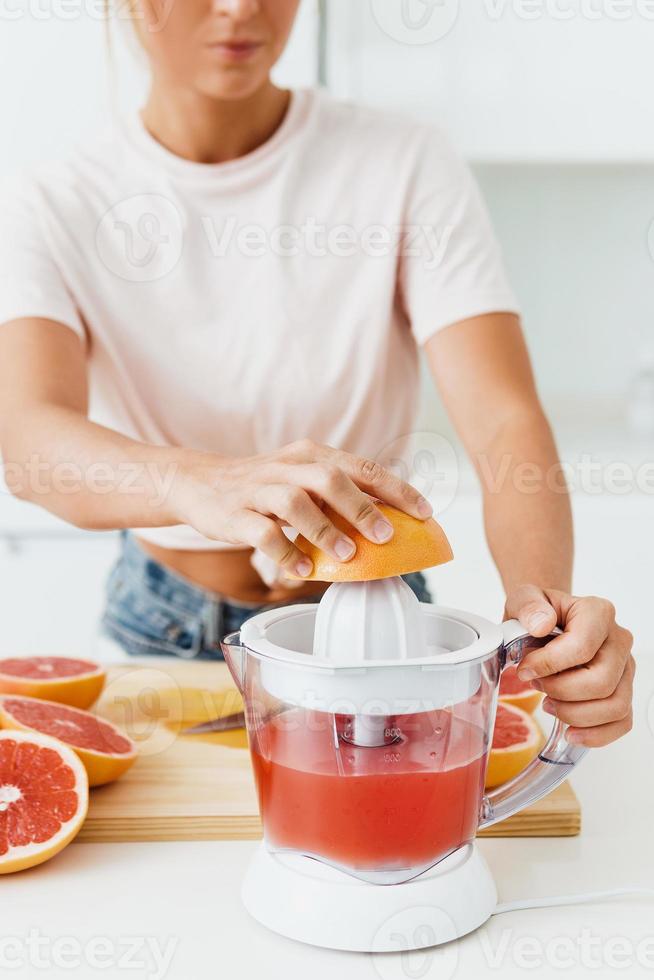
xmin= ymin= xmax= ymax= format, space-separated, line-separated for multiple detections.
xmin=476 ymin=410 xmax=573 ymax=597
xmin=2 ymin=403 xmax=202 ymax=531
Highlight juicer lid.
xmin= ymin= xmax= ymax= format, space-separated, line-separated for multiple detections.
xmin=238 ymin=601 xmax=504 ymax=671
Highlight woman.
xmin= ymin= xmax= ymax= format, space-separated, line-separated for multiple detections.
xmin=0 ymin=0 xmax=634 ymax=747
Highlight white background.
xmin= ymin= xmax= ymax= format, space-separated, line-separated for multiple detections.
xmin=326 ymin=0 xmax=654 ymax=162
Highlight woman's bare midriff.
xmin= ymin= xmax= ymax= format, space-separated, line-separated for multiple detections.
xmin=137 ymin=538 xmax=330 ymax=606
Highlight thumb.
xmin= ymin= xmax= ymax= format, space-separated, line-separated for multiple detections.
xmin=504 ymin=584 xmax=558 ymax=637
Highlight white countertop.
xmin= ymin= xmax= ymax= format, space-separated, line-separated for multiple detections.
xmin=4 ymin=646 xmax=653 ymax=980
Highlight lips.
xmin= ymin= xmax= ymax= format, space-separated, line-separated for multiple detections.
xmin=206 ymin=39 xmax=264 ymax=61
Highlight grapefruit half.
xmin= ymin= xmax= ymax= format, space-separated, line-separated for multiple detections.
xmin=0 ymin=729 xmax=88 ymax=874
xmin=499 ymin=664 xmax=543 ymax=715
xmin=0 ymin=657 xmax=106 ymax=709
xmin=0 ymin=696 xmax=137 ymax=787
xmin=485 ymin=702 xmax=543 ymax=789
xmin=288 ymin=503 xmax=453 ymax=582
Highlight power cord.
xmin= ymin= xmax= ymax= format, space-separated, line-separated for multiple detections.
xmin=494 ymin=888 xmax=654 ymax=916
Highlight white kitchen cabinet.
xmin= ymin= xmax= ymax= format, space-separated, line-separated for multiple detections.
xmin=571 ymin=494 xmax=653 ymax=649
xmin=324 ymin=1 xmax=654 ymax=162
xmin=0 ymin=531 xmax=119 ymax=659
xmin=0 ymin=477 xmax=119 ymax=656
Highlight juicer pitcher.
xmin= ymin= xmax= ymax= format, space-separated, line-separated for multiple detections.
xmin=222 ymin=601 xmax=587 ymax=884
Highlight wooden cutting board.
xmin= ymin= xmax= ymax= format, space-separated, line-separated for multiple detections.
xmin=78 ymin=660 xmax=580 ymax=843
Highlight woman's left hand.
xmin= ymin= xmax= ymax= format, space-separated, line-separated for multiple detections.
xmin=504 ymin=585 xmax=635 ymax=747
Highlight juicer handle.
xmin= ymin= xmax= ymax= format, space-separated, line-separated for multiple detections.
xmin=478 ymin=619 xmax=588 ymax=831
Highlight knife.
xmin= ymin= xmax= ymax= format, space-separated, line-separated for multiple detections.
xmin=181 ymin=711 xmax=246 ymax=736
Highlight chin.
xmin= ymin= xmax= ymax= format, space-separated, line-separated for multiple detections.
xmin=195 ymin=67 xmax=272 ymax=102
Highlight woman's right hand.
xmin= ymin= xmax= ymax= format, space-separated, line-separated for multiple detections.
xmin=172 ymin=439 xmax=433 ymax=579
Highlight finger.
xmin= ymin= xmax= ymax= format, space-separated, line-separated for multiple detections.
xmin=533 ymin=638 xmax=633 ymax=702
xmin=517 ymin=596 xmax=616 ymax=681
xmin=283 ymin=462 xmax=399 ymax=545
xmin=336 ymin=451 xmax=433 ymax=521
xmin=282 ymin=439 xmax=433 ymax=521
xmin=250 ymin=484 xmax=358 ymax=564
xmin=541 ymin=657 xmax=634 ymax=726
xmin=565 ymin=712 xmax=634 ymax=748
xmin=505 ymin=584 xmax=558 ymax=637
xmin=224 ymin=509 xmax=314 ymax=578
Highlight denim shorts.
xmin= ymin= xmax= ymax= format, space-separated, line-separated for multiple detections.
xmin=101 ymin=531 xmax=434 ymax=661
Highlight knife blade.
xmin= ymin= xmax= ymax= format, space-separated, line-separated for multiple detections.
xmin=181 ymin=711 xmax=246 ymax=736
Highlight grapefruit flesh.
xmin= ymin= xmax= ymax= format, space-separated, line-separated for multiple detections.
xmin=288 ymin=503 xmax=453 ymax=582
xmin=0 ymin=729 xmax=88 ymax=874
xmin=0 ymin=657 xmax=106 ymax=709
xmin=499 ymin=664 xmax=543 ymax=715
xmin=485 ymin=702 xmax=543 ymax=789
xmin=0 ymin=696 xmax=137 ymax=788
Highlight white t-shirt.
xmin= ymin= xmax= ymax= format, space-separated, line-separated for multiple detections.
xmin=0 ymin=87 xmax=519 ymax=551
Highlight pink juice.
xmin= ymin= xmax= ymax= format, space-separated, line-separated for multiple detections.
xmin=251 ymin=707 xmax=488 ymax=872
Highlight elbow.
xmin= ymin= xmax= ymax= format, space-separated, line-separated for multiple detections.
xmin=486 ymin=402 xmax=554 ymax=451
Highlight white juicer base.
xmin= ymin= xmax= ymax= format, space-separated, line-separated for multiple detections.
xmin=242 ymin=842 xmax=498 ymax=952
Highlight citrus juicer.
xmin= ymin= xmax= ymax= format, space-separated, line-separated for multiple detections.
xmin=221 ymin=575 xmax=588 ymax=953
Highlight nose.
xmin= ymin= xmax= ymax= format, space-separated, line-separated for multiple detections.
xmin=213 ymin=0 xmax=261 ymax=21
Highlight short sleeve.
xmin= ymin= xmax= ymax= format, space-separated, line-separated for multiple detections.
xmin=399 ymin=129 xmax=521 ymax=347
xmin=0 ymin=177 xmax=86 ymax=342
